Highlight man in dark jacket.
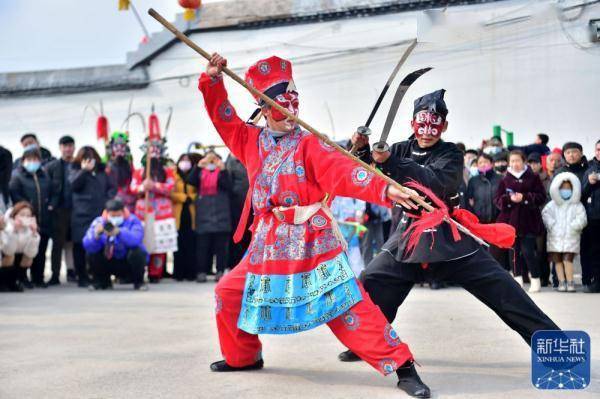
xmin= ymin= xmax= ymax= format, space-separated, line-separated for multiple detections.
xmin=342 ymin=90 xmax=559 ymax=387
xmin=581 ymin=140 xmax=600 ymax=293
xmin=466 ymin=153 xmax=501 ymax=223
xmin=556 ymin=142 xmax=588 ymax=182
xmin=508 ymin=133 xmax=551 ymax=156
xmin=9 ymin=149 xmax=52 ymax=288
xmin=45 ymin=135 xmax=76 ymax=285
xmin=12 ymin=133 xmax=55 ymax=172
xmin=83 ymin=199 xmax=147 ymax=291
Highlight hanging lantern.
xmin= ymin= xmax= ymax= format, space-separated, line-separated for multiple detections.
xmin=97 ymin=115 xmax=109 ymax=142
xmin=118 ymin=0 xmax=130 ymax=11
xmin=178 ymin=0 xmax=201 ymax=22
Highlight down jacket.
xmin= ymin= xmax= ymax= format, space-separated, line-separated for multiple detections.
xmin=542 ymin=172 xmax=587 ymax=253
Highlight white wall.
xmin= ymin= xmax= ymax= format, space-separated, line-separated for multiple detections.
xmin=1 ymin=0 xmax=599 ymax=165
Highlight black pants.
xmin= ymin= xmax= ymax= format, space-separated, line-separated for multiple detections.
xmin=197 ymin=232 xmax=229 ymax=274
xmin=30 ymin=234 xmax=50 ymax=284
xmin=581 ymin=220 xmax=600 ymax=286
xmin=362 ymin=249 xmax=559 ymax=345
xmin=173 ymin=206 xmax=197 ymax=281
xmin=73 ymin=242 xmax=89 ymax=284
xmin=537 ymin=233 xmax=550 ymax=286
xmin=88 ymin=248 xmax=146 ymax=287
xmin=0 ymin=265 xmax=20 ymax=291
xmin=510 ymin=235 xmax=539 ymax=278
xmin=50 ymin=208 xmax=72 ymax=278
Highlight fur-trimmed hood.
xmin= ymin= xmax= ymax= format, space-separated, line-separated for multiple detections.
xmin=549 ymin=172 xmax=581 ymax=205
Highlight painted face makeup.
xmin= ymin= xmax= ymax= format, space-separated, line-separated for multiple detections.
xmin=270 ymin=91 xmax=299 ymax=122
xmin=412 ymin=110 xmax=445 ymax=138
xmin=112 ymin=143 xmax=128 ymax=157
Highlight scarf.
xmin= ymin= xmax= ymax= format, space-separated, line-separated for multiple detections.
xmin=200 ymin=168 xmax=219 ymax=196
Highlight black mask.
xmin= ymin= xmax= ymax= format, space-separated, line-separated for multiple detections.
xmin=494 ymin=165 xmax=507 ymax=173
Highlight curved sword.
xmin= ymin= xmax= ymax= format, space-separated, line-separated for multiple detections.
xmin=372 ymin=67 xmax=432 ymax=153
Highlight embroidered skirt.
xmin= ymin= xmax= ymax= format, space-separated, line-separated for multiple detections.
xmin=237 ymin=252 xmax=362 ymax=334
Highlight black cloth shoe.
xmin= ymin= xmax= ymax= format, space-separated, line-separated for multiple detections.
xmin=134 ymin=283 xmax=148 ymax=291
xmin=396 ymin=361 xmax=431 ymax=398
xmin=338 ymin=349 xmax=362 ymax=362
xmin=210 ymin=359 xmax=264 ymax=372
xmin=66 ymin=270 xmax=77 ymax=283
xmin=47 ymin=275 xmax=60 ymax=286
xmin=34 ymin=281 xmax=48 ymax=288
xmin=21 ymin=279 xmax=34 ymax=289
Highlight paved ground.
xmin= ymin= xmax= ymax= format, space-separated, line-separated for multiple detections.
xmin=1 ymin=279 xmax=598 ymax=399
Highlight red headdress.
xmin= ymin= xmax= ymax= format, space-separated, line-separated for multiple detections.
xmin=244 ymin=56 xmax=296 ymax=104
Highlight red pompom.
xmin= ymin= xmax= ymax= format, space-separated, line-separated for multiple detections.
xmin=96 ymin=115 xmax=109 ymax=141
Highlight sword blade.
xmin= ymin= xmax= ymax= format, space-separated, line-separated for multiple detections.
xmin=373 ymin=67 xmax=432 ymax=152
xmin=364 ymin=39 xmax=418 ymax=127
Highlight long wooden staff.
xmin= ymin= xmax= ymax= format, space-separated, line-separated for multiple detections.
xmin=147 ymin=8 xmax=487 ymax=247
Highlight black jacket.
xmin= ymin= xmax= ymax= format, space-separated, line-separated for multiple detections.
xmin=556 ymin=157 xmax=589 ymax=183
xmin=0 ymin=146 xmax=12 ymax=209
xmin=582 ymin=158 xmax=600 ymax=221
xmin=187 ymin=166 xmax=232 ymax=234
xmin=45 ymin=158 xmax=72 ymax=209
xmin=69 ymin=163 xmax=117 ymax=242
xmin=466 ymin=170 xmax=502 ymax=223
xmin=9 ymin=166 xmax=53 ymax=235
xmin=508 ymin=143 xmax=550 ymax=156
xmin=362 ymin=139 xmax=479 ymax=263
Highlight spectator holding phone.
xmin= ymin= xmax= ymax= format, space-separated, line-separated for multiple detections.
xmin=495 ymin=150 xmax=546 ymax=291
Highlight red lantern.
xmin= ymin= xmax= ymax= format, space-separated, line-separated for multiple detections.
xmin=178 ymin=0 xmax=201 ymax=21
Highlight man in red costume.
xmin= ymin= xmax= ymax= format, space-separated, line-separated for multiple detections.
xmin=199 ymin=53 xmax=431 ymax=397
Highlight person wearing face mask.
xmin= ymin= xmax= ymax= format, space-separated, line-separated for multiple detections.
xmin=542 ymin=173 xmax=587 ymax=293
xmin=0 ymin=202 xmax=41 ymax=292
xmin=187 ymin=151 xmax=231 ymax=283
xmin=9 ymin=149 xmax=52 ymax=288
xmin=466 ymin=153 xmax=502 ymax=224
xmin=12 ymin=133 xmax=55 ymax=172
xmin=199 ymin=53 xmax=430 ymax=396
xmin=581 ymin=139 xmax=600 ymax=293
xmin=131 ymin=133 xmax=176 ymax=283
xmin=495 ymin=150 xmax=546 ymax=292
xmin=170 ymin=153 xmax=200 ymax=281
xmin=345 ymin=90 xmax=559 ymax=381
xmin=492 ymin=152 xmax=509 ymax=176
xmin=70 ymin=146 xmax=117 ymax=288
xmin=83 ymin=199 xmax=147 ymax=291
xmin=106 ymin=132 xmax=137 ymax=214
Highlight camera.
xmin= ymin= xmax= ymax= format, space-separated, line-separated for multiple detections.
xmin=103 ymin=221 xmax=115 ymax=234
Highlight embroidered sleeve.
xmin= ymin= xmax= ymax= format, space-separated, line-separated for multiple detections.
xmin=198 ymin=73 xmax=258 ymax=166
xmin=303 ymin=135 xmax=391 ymax=207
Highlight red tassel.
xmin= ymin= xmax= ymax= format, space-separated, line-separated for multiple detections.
xmin=148 ymin=113 xmax=160 ymax=140
xmin=96 ymin=115 xmax=109 ymax=141
xmin=401 ymin=179 xmax=460 ymax=255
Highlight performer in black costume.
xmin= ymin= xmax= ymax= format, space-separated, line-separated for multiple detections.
xmin=339 ymin=90 xmax=560 ymax=367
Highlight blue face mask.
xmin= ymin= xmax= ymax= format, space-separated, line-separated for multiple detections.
xmin=469 ymin=165 xmax=479 ymax=177
xmin=24 ymin=161 xmax=41 ymax=173
xmin=108 ymin=216 xmax=124 ymax=226
xmin=559 ymin=189 xmax=572 ymax=200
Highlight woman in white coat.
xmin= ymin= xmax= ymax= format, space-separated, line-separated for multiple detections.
xmin=542 ymin=172 xmax=587 ymax=292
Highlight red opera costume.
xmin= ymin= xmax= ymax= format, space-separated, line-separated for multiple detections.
xmin=131 ymin=160 xmax=176 ymax=279
xmin=199 ymin=56 xmax=413 ymax=374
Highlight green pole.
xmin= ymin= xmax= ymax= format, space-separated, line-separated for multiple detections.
xmin=506 ymin=131 xmax=514 ymax=146
xmin=493 ymin=125 xmax=501 ymax=139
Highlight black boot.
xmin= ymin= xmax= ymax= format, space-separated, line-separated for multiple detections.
xmin=396 ymin=361 xmax=431 ymax=398
xmin=210 ymin=359 xmax=264 ymax=372
xmin=338 ymin=349 xmax=362 ymax=362
xmin=48 ymin=275 xmax=60 ymax=286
